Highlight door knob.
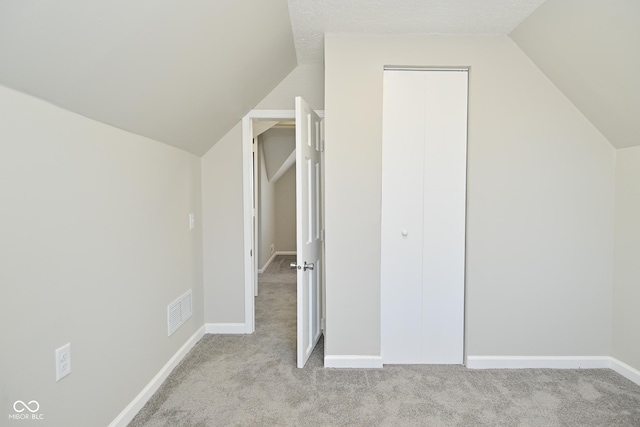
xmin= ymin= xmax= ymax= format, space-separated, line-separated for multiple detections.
xmin=303 ymin=262 xmax=315 ymax=271
xmin=290 ymin=262 xmax=299 ymax=270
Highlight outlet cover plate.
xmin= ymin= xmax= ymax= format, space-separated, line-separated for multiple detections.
xmin=55 ymin=343 xmax=71 ymax=382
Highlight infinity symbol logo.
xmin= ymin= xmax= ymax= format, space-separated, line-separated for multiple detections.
xmin=13 ymin=400 xmax=40 ymax=413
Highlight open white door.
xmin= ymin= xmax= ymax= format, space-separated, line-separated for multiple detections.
xmin=294 ymin=96 xmax=322 ymax=368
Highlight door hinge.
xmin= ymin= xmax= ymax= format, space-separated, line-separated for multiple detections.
xmin=321 ymin=318 xmax=326 ymax=331
xmin=320 ymin=229 xmax=325 ymax=242
xmin=250 ymin=249 xmax=253 ymax=257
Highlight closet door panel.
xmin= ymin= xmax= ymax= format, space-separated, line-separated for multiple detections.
xmin=381 ymin=70 xmax=426 ymax=363
xmin=421 ymin=71 xmax=468 ymax=364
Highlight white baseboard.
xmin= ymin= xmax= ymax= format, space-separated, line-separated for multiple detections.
xmin=205 ymin=323 xmax=248 ymax=334
xmin=466 ymin=356 xmax=611 ymax=370
xmin=324 ymin=355 xmax=383 ymax=368
xmin=258 ymin=252 xmax=277 ymax=274
xmin=466 ymin=355 xmax=640 ymax=387
xmin=610 ymin=357 xmax=640 ymax=387
xmin=108 ymin=325 xmax=205 ymax=427
xmin=258 ymin=251 xmax=297 ymax=273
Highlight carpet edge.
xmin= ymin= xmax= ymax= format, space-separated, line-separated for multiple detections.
xmin=107 ymin=325 xmax=206 ymax=427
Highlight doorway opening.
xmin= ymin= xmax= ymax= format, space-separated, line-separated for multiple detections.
xmin=241 ymin=106 xmax=325 ymax=368
xmin=242 ymin=110 xmax=296 ymax=333
xmin=253 ymin=122 xmax=297 ymax=295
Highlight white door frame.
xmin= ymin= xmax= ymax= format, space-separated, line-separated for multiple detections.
xmin=241 ymin=109 xmax=323 ymax=334
xmin=380 ymin=68 xmax=468 ymax=364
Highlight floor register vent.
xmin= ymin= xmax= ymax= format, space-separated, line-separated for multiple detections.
xmin=168 ymin=289 xmax=193 ymax=336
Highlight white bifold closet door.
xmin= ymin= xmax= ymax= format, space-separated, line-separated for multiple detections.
xmin=381 ymin=68 xmax=468 ymax=364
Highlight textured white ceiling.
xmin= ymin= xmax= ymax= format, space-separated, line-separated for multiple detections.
xmin=288 ymin=0 xmax=548 ymax=63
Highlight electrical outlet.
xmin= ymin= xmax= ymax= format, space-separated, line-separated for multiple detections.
xmin=270 ymin=244 xmax=274 ymax=255
xmin=55 ymin=343 xmax=71 ymax=382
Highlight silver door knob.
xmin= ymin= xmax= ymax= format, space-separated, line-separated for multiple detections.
xmin=303 ymin=262 xmax=315 ymax=271
xmin=290 ymin=262 xmax=299 ymax=270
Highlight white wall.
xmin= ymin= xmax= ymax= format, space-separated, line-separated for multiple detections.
xmin=261 ymin=127 xmax=295 ymax=180
xmin=324 ymin=35 xmax=615 ymax=359
xmin=201 ymin=123 xmax=246 ymax=324
xmin=201 ymin=64 xmax=324 ymax=326
xmin=261 ymin=127 xmax=296 ymax=257
xmin=612 ymin=146 xmax=640 ymax=371
xmin=0 ymin=0 xmax=298 ymax=156
xmin=0 ymin=85 xmax=203 ymax=426
xmin=275 ymin=165 xmax=297 ymax=252
xmin=258 ymin=128 xmax=298 ymax=269
xmin=258 ymin=142 xmax=277 ymax=269
xmin=256 ymin=64 xmax=324 ymax=111
xmin=510 ymin=0 xmax=640 ymax=149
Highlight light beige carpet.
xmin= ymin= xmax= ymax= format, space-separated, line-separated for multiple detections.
xmin=130 ymin=255 xmax=640 ymax=426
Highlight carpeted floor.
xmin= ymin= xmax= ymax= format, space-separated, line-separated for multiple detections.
xmin=129 ymin=255 xmax=640 ymax=426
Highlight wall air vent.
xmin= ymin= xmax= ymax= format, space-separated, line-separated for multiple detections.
xmin=168 ymin=290 xmax=193 ymax=336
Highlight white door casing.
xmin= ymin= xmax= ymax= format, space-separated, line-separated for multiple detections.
xmin=295 ymin=96 xmax=323 ymax=368
xmin=252 ymin=137 xmax=259 ymax=297
xmin=381 ymin=69 xmax=468 ymax=364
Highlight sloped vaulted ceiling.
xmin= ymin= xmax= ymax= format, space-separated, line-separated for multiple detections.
xmin=510 ymin=0 xmax=640 ymax=149
xmin=0 ymin=0 xmax=297 ymax=155
xmin=4 ymin=0 xmax=635 ymax=153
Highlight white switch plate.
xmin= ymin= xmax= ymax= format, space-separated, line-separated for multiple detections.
xmin=55 ymin=343 xmax=71 ymax=382
xmin=188 ymin=213 xmax=195 ymax=230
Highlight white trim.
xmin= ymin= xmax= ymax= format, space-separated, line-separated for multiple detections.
xmin=205 ymin=323 xmax=249 ymax=334
xmin=249 ymin=109 xmax=296 ymax=119
xmin=610 ymin=357 xmax=640 ymax=387
xmin=384 ymin=66 xmax=470 ymax=72
xmin=324 ymin=355 xmax=384 ymax=369
xmin=108 ymin=325 xmax=205 ymax=427
xmin=276 ymin=250 xmax=297 ymax=255
xmin=258 ymin=252 xmax=278 ymax=274
xmin=466 ymin=356 xmax=610 ymax=369
xmin=258 ymin=251 xmax=297 ymax=273
xmin=242 ymin=115 xmax=255 ymax=333
xmin=466 ymin=356 xmax=640 ymax=387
